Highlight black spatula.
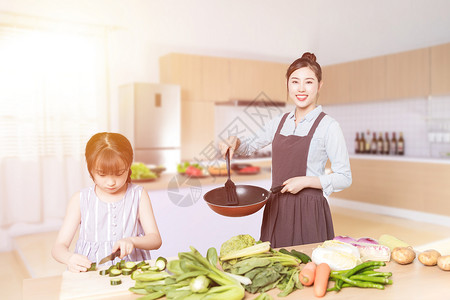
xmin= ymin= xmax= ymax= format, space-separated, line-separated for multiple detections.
xmin=225 ymin=149 xmax=239 ymax=205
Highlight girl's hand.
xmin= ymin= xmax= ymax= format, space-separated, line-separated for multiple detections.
xmin=67 ymin=253 xmax=92 ymax=273
xmin=218 ymin=136 xmax=240 ymax=158
xmin=112 ymin=238 xmax=135 ymax=259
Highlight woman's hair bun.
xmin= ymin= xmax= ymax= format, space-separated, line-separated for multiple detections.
xmin=301 ymin=52 xmax=316 ymax=62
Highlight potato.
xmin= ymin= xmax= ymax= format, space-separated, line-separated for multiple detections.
xmin=418 ymin=249 xmax=441 ymax=266
xmin=437 ymin=255 xmax=450 ymax=271
xmin=391 ymin=247 xmax=416 ymax=265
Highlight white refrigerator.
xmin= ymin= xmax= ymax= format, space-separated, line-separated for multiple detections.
xmin=119 ymin=83 xmax=181 ymax=172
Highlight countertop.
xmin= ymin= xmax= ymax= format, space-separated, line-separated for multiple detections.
xmin=138 ymin=160 xmax=273 ymax=191
xmin=23 ymin=243 xmax=450 ymax=300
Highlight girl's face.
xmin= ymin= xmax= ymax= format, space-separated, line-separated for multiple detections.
xmin=92 ymin=161 xmax=129 ymax=195
xmin=288 ymin=67 xmax=323 ymax=112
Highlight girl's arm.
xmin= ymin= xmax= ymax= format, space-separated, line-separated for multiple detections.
xmin=51 ymin=192 xmax=92 ymax=272
xmin=112 ymin=188 xmax=162 ymax=258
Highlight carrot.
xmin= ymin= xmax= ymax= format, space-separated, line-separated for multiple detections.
xmin=299 ymin=261 xmax=317 ymax=286
xmin=313 ymin=263 xmax=331 ymax=297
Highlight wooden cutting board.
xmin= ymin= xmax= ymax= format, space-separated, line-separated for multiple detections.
xmin=59 ymin=268 xmax=136 ymax=300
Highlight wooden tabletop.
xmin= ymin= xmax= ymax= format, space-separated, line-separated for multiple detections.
xmin=23 ymin=243 xmax=450 ymax=300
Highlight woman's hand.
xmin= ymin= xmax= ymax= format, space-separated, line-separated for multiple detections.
xmin=67 ymin=253 xmax=92 ymax=273
xmin=218 ymin=136 xmax=240 ymax=158
xmin=112 ymin=238 xmax=135 ymax=259
xmin=281 ymin=176 xmax=322 ymax=194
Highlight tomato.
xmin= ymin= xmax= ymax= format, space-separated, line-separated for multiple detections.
xmin=239 ymin=166 xmax=260 ymax=174
xmin=186 ymin=165 xmax=203 ymax=176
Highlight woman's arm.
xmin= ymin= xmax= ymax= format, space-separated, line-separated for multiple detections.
xmin=113 ymin=188 xmax=162 ymax=258
xmin=51 ymin=192 xmax=92 ymax=272
xmin=319 ymin=121 xmax=352 ymax=195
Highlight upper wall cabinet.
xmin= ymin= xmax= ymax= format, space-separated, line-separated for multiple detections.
xmin=201 ymin=56 xmax=231 ymax=102
xmin=349 ymin=55 xmax=387 ymax=103
xmin=385 ymin=48 xmax=430 ymax=99
xmin=320 ymin=62 xmax=351 ymax=105
xmin=229 ymin=59 xmax=288 ymax=102
xmin=160 ymin=53 xmax=288 ymax=103
xmin=431 ymin=43 xmax=450 ymax=96
xmin=159 ymin=53 xmax=203 ymax=101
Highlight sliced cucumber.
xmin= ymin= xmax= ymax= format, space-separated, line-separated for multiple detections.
xmin=155 ymin=256 xmax=168 ymax=271
xmin=124 ymin=261 xmax=136 ymax=270
xmin=87 ymin=262 xmax=97 ymax=271
xmin=121 ymin=268 xmax=133 ymax=276
xmin=110 ymin=278 xmax=122 ymax=285
xmin=109 ymin=268 xmax=122 ymax=277
xmin=99 ymin=269 xmax=109 ymax=276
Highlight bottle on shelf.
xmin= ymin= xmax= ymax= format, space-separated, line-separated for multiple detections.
xmin=390 ymin=132 xmax=398 ymax=155
xmin=355 ymin=132 xmax=360 ymax=154
xmin=371 ymin=132 xmax=377 ymax=154
xmin=377 ymin=132 xmax=383 ymax=155
xmin=360 ymin=132 xmax=366 ymax=154
xmin=365 ymin=130 xmax=371 ymax=154
xmin=383 ymin=132 xmax=390 ymax=155
xmin=397 ymin=132 xmax=405 ymax=155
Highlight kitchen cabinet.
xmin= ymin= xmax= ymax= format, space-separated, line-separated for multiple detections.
xmin=349 ymin=55 xmax=387 ymax=102
xmin=385 ymin=47 xmax=430 ymax=99
xmin=229 ymin=59 xmax=288 ymax=102
xmin=320 ymin=62 xmax=352 ymax=104
xmin=201 ymin=56 xmax=230 ymax=102
xmin=334 ymin=157 xmax=450 ymax=216
xmin=430 ymin=42 xmax=450 ymax=96
xmin=159 ymin=53 xmax=203 ymax=101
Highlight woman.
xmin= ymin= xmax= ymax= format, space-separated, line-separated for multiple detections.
xmin=220 ymin=52 xmax=352 ymax=248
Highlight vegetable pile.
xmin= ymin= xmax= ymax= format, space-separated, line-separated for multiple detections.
xmin=128 ymin=246 xmax=245 ymax=299
xmin=219 ymin=235 xmax=305 ymax=297
xmin=327 ymin=261 xmax=393 ymax=292
xmin=131 ymin=162 xmax=158 ymax=180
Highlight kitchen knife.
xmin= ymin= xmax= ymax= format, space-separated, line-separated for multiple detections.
xmin=98 ymin=249 xmax=120 ymax=265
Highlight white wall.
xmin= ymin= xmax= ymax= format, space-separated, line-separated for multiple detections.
xmin=2 ymin=0 xmax=450 ymax=133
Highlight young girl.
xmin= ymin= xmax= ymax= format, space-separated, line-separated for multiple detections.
xmin=220 ymin=52 xmax=352 ymax=248
xmin=52 ymin=132 xmax=162 ymax=272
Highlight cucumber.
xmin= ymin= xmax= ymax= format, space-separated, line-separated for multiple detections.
xmin=99 ymin=269 xmax=109 ymax=276
xmin=155 ymin=256 xmax=167 ymax=271
xmin=109 ymin=268 xmax=122 ymax=277
xmin=121 ymin=268 xmax=133 ymax=276
xmin=110 ymin=278 xmax=122 ymax=285
xmin=87 ymin=262 xmax=97 ymax=271
xmin=290 ymin=249 xmax=312 ymax=263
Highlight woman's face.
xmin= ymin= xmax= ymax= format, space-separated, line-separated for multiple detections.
xmin=288 ymin=67 xmax=323 ymax=111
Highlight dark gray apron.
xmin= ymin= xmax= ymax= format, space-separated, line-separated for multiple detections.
xmin=260 ymin=112 xmax=334 ymax=247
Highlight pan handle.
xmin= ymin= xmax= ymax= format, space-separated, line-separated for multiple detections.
xmin=270 ymin=185 xmax=283 ymax=194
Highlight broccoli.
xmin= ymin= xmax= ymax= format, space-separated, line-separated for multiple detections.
xmin=220 ymin=234 xmax=256 ymax=258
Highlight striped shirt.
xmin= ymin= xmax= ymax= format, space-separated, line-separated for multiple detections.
xmin=74 ymin=183 xmax=151 ymax=265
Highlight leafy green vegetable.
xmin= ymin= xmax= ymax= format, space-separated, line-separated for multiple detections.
xmin=131 ymin=162 xmax=157 ymax=180
xmin=220 ymin=234 xmax=256 ymax=258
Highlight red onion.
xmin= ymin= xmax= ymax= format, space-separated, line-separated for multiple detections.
xmin=333 ymin=236 xmax=356 ymax=243
xmin=356 ymin=237 xmax=379 ymax=244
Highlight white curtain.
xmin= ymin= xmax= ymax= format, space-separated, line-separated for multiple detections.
xmin=0 ymin=14 xmax=109 ymax=235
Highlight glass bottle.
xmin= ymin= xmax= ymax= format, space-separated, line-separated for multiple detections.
xmin=383 ymin=132 xmax=390 ymax=155
xmin=397 ymin=132 xmax=405 ymax=155
xmin=377 ymin=132 xmax=383 ymax=155
xmin=390 ymin=132 xmax=398 ymax=155
xmin=355 ymin=132 xmax=360 ymax=154
xmin=371 ymin=132 xmax=377 ymax=154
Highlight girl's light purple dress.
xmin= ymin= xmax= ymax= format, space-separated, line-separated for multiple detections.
xmin=74 ymin=183 xmax=152 ymax=265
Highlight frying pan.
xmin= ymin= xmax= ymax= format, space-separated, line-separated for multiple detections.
xmin=203 ymin=185 xmax=283 ymax=217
